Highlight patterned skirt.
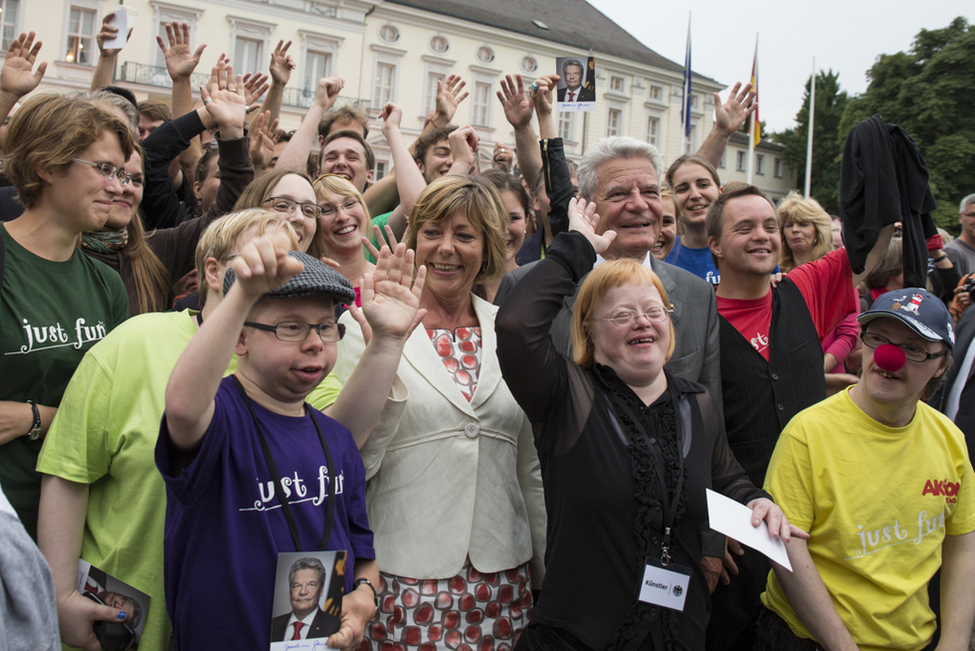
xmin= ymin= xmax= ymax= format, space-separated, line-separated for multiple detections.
xmin=361 ymin=562 xmax=532 ymax=651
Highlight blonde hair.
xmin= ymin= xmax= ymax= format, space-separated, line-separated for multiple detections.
xmin=403 ymin=175 xmax=508 ymax=286
xmin=572 ymin=259 xmax=676 ymax=368
xmin=195 ymin=209 xmax=298 ymax=304
xmin=660 ymin=187 xmax=684 ymax=235
xmin=777 ymin=191 xmax=833 ymax=272
xmin=311 ymin=174 xmax=371 ymax=259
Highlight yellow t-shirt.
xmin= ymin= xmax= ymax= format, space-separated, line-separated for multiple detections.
xmin=761 ymin=388 xmax=975 ymax=651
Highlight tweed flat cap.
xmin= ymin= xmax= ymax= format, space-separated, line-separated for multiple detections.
xmin=223 ymin=250 xmax=356 ymax=305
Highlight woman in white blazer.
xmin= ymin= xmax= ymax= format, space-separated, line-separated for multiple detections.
xmin=331 ymin=175 xmax=545 ymax=650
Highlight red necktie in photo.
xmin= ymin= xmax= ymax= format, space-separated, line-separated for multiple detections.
xmin=292 ymin=621 xmax=306 ymax=640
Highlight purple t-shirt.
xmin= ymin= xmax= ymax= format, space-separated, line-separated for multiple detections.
xmin=156 ymin=376 xmax=374 ymax=650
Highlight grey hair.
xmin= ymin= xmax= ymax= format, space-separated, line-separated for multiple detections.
xmin=72 ymin=90 xmax=139 ymax=137
xmin=960 ymin=193 xmax=975 ymax=213
xmin=288 ymin=557 xmax=326 ymax=587
xmin=577 ymin=136 xmax=664 ymax=201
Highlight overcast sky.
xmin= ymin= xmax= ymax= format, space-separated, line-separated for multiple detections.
xmin=588 ymin=0 xmax=972 ymax=133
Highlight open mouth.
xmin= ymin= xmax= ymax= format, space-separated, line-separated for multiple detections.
xmin=628 ymin=336 xmax=655 ymax=345
xmin=429 ymin=262 xmax=461 ymax=272
xmin=334 ymin=225 xmax=357 ymax=236
xmin=294 ymin=365 xmax=324 ymax=382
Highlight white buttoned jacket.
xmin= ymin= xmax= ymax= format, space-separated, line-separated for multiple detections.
xmin=332 ymin=295 xmax=546 ymax=582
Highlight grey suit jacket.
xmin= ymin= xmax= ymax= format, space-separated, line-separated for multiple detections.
xmin=495 ymin=256 xmax=722 ymax=402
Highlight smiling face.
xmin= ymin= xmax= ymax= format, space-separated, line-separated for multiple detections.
xmin=783 ymin=219 xmax=817 ymax=260
xmin=671 ymin=162 xmax=719 ymax=227
xmin=289 ymin=568 xmax=324 ymax=620
xmin=591 ymin=282 xmax=671 ymax=388
xmin=266 ymin=174 xmax=318 ymax=253
xmin=50 ymin=131 xmax=127 ymax=234
xmin=564 ymin=64 xmax=583 ymax=89
xmin=418 ymin=138 xmax=453 ymax=185
xmin=316 ymin=192 xmax=368 ymax=257
xmin=194 ymin=154 xmax=221 ymax=213
xmin=710 ymin=195 xmax=781 ymax=278
xmin=499 ymin=190 xmax=527 ymax=265
xmin=593 ymin=157 xmax=663 ymax=261
xmin=853 ymin=317 xmax=949 ymax=425
xmin=319 ymin=137 xmax=373 ymax=192
xmin=237 ymin=295 xmax=339 ymax=409
xmin=103 ymin=151 xmax=144 ymax=231
xmin=415 ymin=210 xmax=485 ymax=304
xmin=652 ymin=195 xmax=678 ymax=260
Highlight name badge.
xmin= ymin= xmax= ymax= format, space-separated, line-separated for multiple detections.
xmin=638 ymin=558 xmax=691 ymax=611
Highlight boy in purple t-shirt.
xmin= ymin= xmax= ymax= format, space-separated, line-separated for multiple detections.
xmin=157 ymin=229 xmax=425 ymax=650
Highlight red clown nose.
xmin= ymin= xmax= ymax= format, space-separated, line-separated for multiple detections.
xmin=874 ymin=343 xmax=906 ymax=373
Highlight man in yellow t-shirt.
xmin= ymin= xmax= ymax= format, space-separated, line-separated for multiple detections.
xmin=760 ymin=288 xmax=975 ymax=651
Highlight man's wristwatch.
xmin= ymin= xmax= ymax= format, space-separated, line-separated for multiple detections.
xmin=353 ymin=577 xmax=379 ymax=610
xmin=26 ymin=400 xmax=42 ymax=441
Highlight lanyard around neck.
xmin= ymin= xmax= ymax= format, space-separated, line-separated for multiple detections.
xmin=231 ymin=375 xmax=336 ymax=552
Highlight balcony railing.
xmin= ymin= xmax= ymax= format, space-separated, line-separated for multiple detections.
xmin=281 ymin=86 xmax=368 ymax=111
xmin=119 ymin=61 xmax=209 ymax=90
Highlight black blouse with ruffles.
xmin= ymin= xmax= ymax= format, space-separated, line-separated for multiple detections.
xmin=497 ymin=231 xmax=766 ymax=651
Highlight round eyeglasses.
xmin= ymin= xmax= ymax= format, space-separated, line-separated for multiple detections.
xmin=264 ymin=196 xmax=324 ymax=219
xmin=244 ymin=321 xmax=346 ymax=343
xmin=860 ymin=331 xmax=948 ymax=363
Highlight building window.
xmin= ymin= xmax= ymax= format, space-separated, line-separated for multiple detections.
xmin=774 ymin=157 xmax=783 ymax=178
xmin=558 ymin=111 xmax=574 ymax=141
xmin=374 ymin=61 xmax=395 ymax=106
xmin=683 ymin=124 xmax=697 ymax=155
xmin=234 ymin=37 xmax=262 ymax=75
xmin=471 ymin=81 xmax=491 ymax=127
xmin=609 ymin=75 xmax=625 ymax=93
xmin=303 ymin=50 xmax=331 ymax=93
xmin=646 ymin=115 xmax=659 ymax=147
xmin=521 ymin=56 xmax=537 ymax=74
xmin=649 ymin=84 xmax=662 ymax=101
xmin=424 ymin=71 xmax=446 ymax=115
xmin=606 ymin=108 xmax=622 ymax=137
xmin=736 ymin=151 xmax=747 ymax=172
xmin=379 ymin=24 xmax=399 ymax=43
xmin=151 ymin=4 xmax=202 ymax=69
xmin=756 ymin=154 xmax=765 ymax=175
xmin=1 ymin=0 xmax=21 ymax=49
xmin=375 ymin=160 xmax=388 ymax=180
xmin=719 ymin=151 xmax=727 ymax=169
xmin=429 ymin=35 xmax=449 ymax=54
xmin=476 ymin=46 xmax=494 ymax=64
xmin=65 ymin=6 xmax=96 ymax=64
xmin=690 ymin=94 xmax=699 ymax=109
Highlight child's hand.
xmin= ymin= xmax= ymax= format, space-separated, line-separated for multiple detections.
xmin=230 ymin=229 xmax=304 ymax=298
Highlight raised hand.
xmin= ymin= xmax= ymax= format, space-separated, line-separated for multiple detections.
xmin=156 ymin=21 xmax=206 ymax=81
xmin=530 ymin=74 xmax=559 ymax=120
xmin=497 ymin=74 xmax=533 ymax=129
xmin=568 ymin=197 xmax=616 ymax=254
xmin=241 ymin=72 xmax=270 ymax=107
xmin=380 ymin=102 xmax=402 ymax=134
xmin=713 ymin=81 xmax=756 ymax=136
xmin=200 ymin=64 xmax=247 ymax=139
xmin=95 ymin=12 xmax=131 ymax=57
xmin=434 ymin=74 xmax=468 ymax=125
xmin=268 ymin=40 xmax=295 ymax=86
xmin=448 ymin=124 xmax=479 ymax=170
xmin=0 ymin=32 xmax=47 ymax=100
xmin=360 ymin=243 xmax=426 ymax=342
xmin=249 ymin=110 xmax=278 ymax=171
xmin=492 ymin=142 xmax=513 ymax=171
xmin=315 ymin=75 xmax=345 ymax=111
xmin=229 ymin=230 xmax=305 ymax=298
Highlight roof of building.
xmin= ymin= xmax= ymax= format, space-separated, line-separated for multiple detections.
xmin=386 ymin=0 xmax=716 ymax=82
xmin=729 ymin=130 xmax=786 ymax=152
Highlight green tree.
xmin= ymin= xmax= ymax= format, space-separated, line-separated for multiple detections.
xmin=840 ymin=17 xmax=975 ymax=232
xmin=769 ymin=70 xmax=848 ymax=214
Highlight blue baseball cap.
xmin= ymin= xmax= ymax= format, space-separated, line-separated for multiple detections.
xmin=858 ymin=288 xmax=955 ymax=348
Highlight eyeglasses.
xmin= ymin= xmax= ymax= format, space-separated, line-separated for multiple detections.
xmin=244 ymin=321 xmax=346 ymax=343
xmin=860 ymin=331 xmax=948 ymax=363
xmin=72 ymin=158 xmax=130 ymax=185
xmin=264 ymin=197 xmax=324 ymax=219
xmin=599 ymin=307 xmax=673 ymax=328
xmin=319 ymin=197 xmax=361 ymax=218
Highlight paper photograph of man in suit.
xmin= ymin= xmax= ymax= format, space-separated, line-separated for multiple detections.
xmin=556 ymin=56 xmax=596 ymax=107
xmin=270 ymin=556 xmax=342 ymax=642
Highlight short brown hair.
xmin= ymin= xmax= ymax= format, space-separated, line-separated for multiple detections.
xmin=572 ymin=259 xmax=676 ymax=368
xmin=137 ymin=98 xmax=171 ymax=123
xmin=319 ymin=129 xmax=375 ymax=174
xmin=705 ymin=183 xmax=776 ymax=245
xmin=414 ymin=125 xmax=456 ymax=166
xmin=4 ymin=93 xmax=135 ymax=209
xmin=317 ymin=106 xmax=369 ymax=139
xmin=403 ymin=175 xmax=508 ymax=287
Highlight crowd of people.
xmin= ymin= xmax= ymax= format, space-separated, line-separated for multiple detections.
xmin=1 ymin=15 xmax=974 ymax=651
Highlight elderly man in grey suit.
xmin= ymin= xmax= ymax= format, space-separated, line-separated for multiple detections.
xmin=496 ymin=136 xmax=721 ymax=400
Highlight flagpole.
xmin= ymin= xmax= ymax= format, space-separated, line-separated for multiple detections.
xmin=681 ymin=12 xmax=692 ymax=150
xmin=746 ymin=34 xmax=758 ymax=184
xmin=804 ymin=58 xmax=816 ymax=198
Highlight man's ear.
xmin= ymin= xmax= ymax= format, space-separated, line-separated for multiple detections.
xmin=318 ymin=134 xmax=326 ymax=148
xmin=708 ymin=236 xmax=723 ymax=261
xmin=235 ymin=328 xmax=249 ymax=356
xmin=366 ymin=167 xmax=375 ymax=184
xmin=204 ymin=257 xmax=224 ymax=295
xmin=36 ymin=164 xmax=56 ymax=185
